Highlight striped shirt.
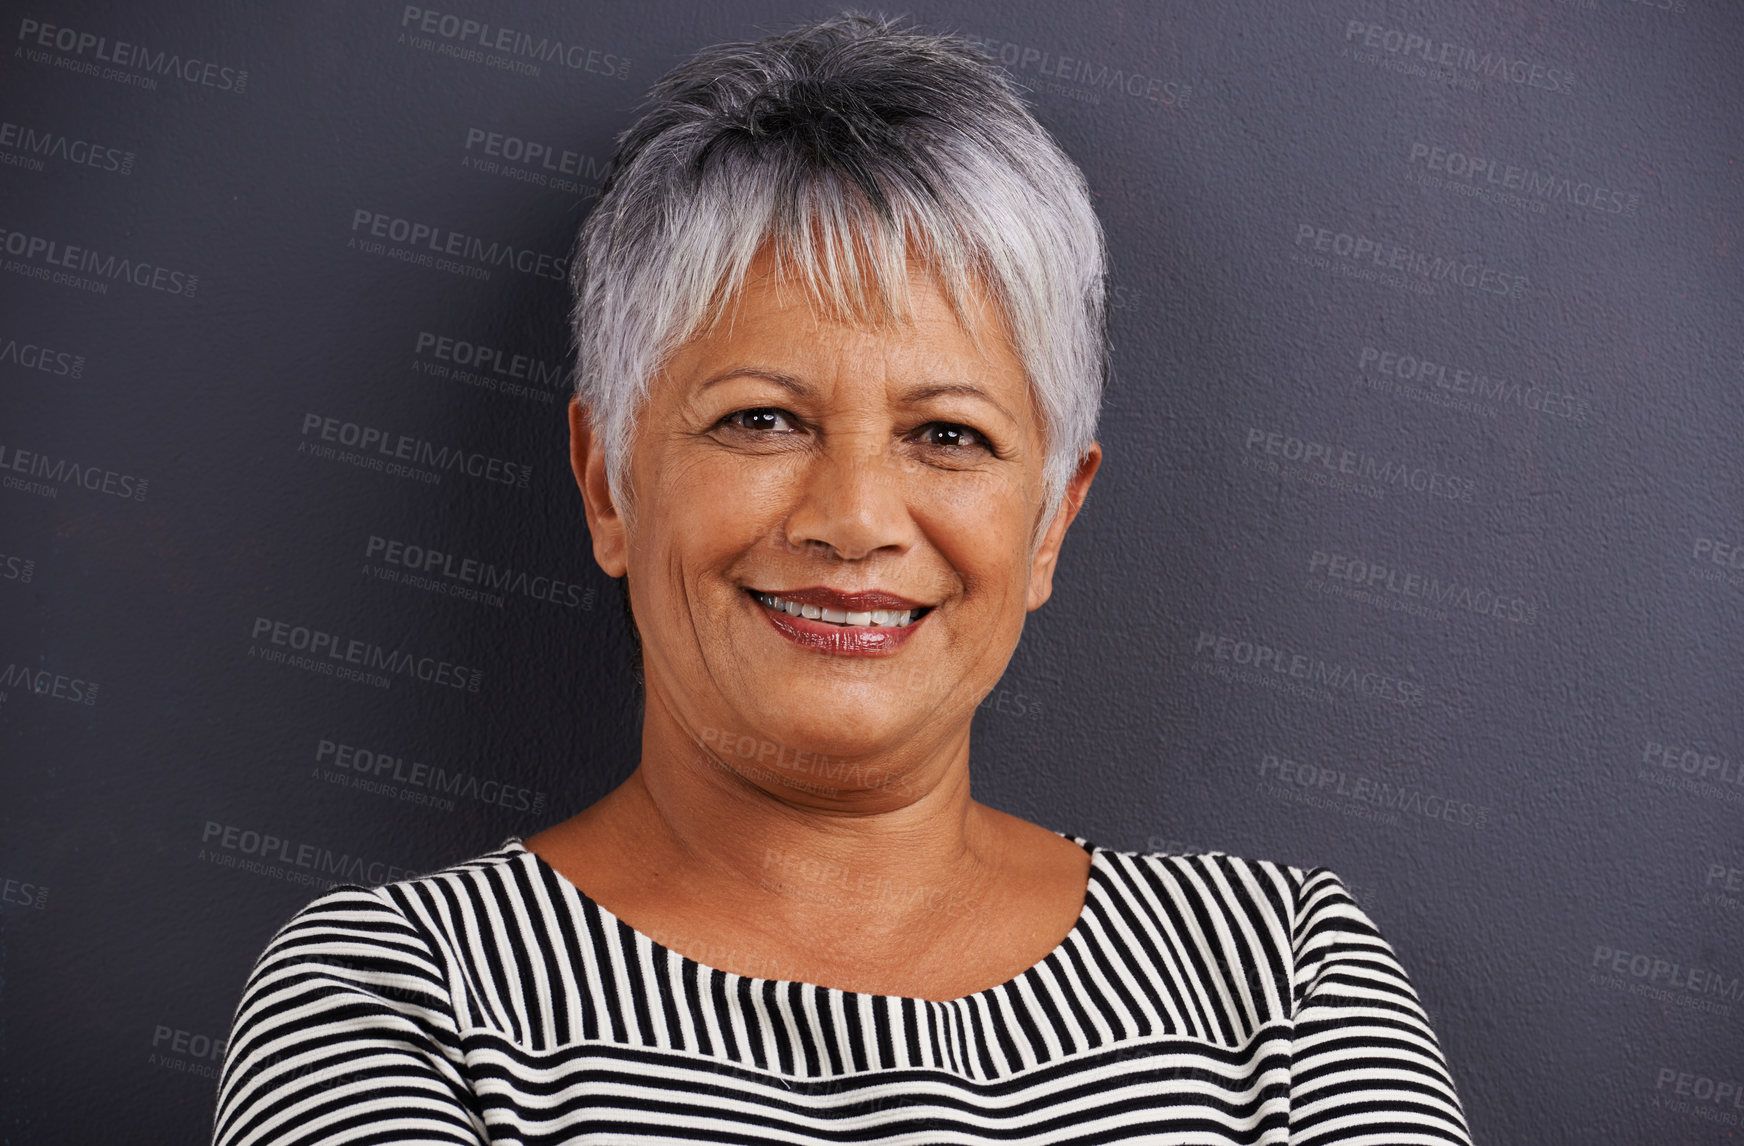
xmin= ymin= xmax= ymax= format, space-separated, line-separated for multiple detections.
xmin=213 ymin=835 xmax=1471 ymax=1144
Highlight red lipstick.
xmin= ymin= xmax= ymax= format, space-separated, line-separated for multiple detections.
xmin=746 ymin=587 xmax=933 ymax=656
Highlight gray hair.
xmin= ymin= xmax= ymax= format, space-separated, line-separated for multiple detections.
xmin=569 ymin=11 xmax=1108 ymax=536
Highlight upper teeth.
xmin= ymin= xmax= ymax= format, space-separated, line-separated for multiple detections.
xmin=753 ymin=592 xmax=919 ymax=627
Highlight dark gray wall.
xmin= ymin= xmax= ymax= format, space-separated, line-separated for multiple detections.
xmin=3 ymin=1 xmax=1741 ymax=1142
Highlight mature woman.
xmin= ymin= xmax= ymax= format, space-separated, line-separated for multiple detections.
xmin=215 ymin=14 xmax=1470 ymax=1145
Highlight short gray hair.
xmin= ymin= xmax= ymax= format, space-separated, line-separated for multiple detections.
xmin=569 ymin=11 xmax=1108 ymax=532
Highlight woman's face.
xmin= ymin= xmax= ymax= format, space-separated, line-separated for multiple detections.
xmin=575 ymin=245 xmax=1098 ymax=795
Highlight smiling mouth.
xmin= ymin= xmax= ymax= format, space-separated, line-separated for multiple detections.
xmin=748 ymin=590 xmax=933 ymax=628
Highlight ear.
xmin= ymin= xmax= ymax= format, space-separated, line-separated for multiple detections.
xmin=569 ymin=397 xmax=629 ymax=578
xmin=1026 ymin=443 xmax=1102 ymax=611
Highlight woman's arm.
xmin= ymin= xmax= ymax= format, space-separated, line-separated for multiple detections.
xmin=212 ymin=885 xmax=488 ymax=1146
xmin=1288 ymin=868 xmax=1472 ymax=1145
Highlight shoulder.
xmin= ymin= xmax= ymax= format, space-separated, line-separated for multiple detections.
xmin=1085 ymin=843 xmax=1377 ymax=975
xmin=358 ymin=834 xmax=532 ymax=906
xmin=1099 ymin=846 xmax=1405 ymax=1012
xmin=248 ymin=838 xmax=533 ymax=986
xmin=1092 ymin=841 xmax=1362 ymax=909
xmin=234 ymin=838 xmax=542 ymax=1037
xmin=1052 ymin=840 xmax=1381 ymax=1037
xmin=217 ymin=849 xmax=524 ymax=1144
xmin=1086 ymin=841 xmax=1323 ymax=921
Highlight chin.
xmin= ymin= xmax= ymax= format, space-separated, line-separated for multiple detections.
xmin=747 ymin=696 xmax=918 ymax=759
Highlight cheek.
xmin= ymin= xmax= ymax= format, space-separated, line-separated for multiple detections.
xmin=919 ymin=482 xmax=1035 ymax=596
xmin=644 ymin=452 xmax=796 ymax=564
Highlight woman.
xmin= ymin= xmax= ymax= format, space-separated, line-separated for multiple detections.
xmin=214 ymin=14 xmax=1471 ymax=1144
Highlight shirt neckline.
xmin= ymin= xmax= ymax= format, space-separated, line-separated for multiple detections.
xmin=502 ymin=833 xmax=1108 ymax=1009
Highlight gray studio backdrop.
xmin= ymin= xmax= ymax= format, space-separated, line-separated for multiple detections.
xmin=3 ymin=0 xmax=1741 ymax=1142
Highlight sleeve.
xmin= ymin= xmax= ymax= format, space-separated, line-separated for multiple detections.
xmin=1286 ymin=868 xmax=1472 ymax=1146
xmin=211 ymin=884 xmax=489 ymax=1146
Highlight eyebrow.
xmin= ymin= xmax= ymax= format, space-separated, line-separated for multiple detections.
xmin=696 ymin=367 xmax=1019 ymax=426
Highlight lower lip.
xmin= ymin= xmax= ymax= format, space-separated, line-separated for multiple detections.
xmin=751 ymin=593 xmax=930 ymax=656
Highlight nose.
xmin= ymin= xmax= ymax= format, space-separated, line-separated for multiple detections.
xmin=780 ymin=433 xmax=917 ymax=561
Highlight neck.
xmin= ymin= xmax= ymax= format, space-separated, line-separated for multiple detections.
xmin=586 ymin=674 xmax=1007 ymax=930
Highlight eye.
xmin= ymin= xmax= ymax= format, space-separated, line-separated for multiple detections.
xmin=915 ymin=422 xmax=990 ymax=453
xmin=721 ymin=407 xmax=799 ymax=433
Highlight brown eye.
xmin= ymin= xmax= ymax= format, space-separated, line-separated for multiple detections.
xmin=725 ymin=408 xmax=796 ymax=432
xmin=918 ymin=423 xmax=987 ymax=451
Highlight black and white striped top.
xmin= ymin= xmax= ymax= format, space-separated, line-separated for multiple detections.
xmin=213 ymin=836 xmax=1471 ymax=1145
